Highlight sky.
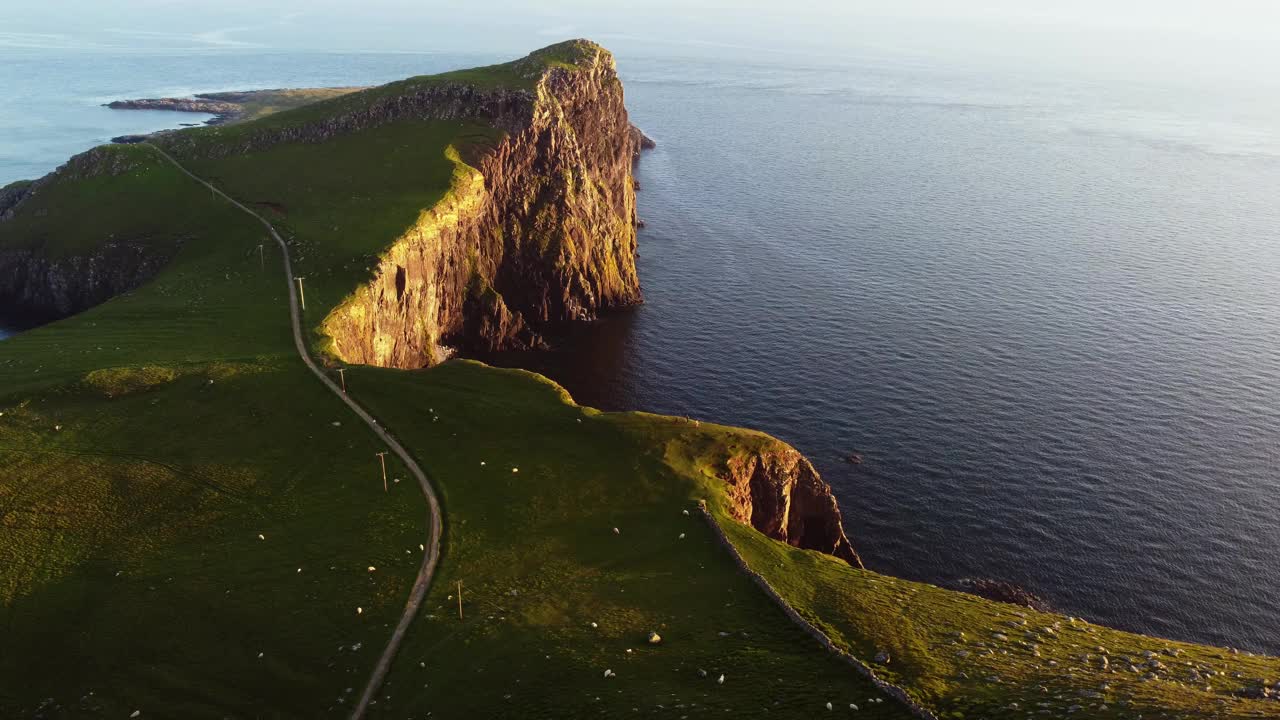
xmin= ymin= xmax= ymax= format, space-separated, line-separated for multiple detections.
xmin=4 ymin=1 xmax=1279 ymax=83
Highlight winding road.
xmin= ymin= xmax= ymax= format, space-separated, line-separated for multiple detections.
xmin=147 ymin=144 xmax=442 ymax=720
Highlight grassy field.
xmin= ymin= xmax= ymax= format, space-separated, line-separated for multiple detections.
xmin=347 ymin=361 xmax=909 ymax=718
xmin=0 ymin=148 xmax=428 ymax=717
xmin=0 ymin=145 xmax=239 ymax=259
xmin=206 ymin=88 xmax=367 ymax=123
xmin=169 ymin=119 xmax=498 ymax=339
xmin=345 ymin=361 xmax=1280 ymax=719
xmin=157 ymin=39 xmax=598 ymax=161
xmin=723 ymin=514 xmax=1280 ymax=718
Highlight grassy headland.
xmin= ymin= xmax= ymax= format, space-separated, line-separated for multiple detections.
xmin=0 ymin=39 xmax=1276 ymax=720
xmin=0 ymin=144 xmax=426 ymax=716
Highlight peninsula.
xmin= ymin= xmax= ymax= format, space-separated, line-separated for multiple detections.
xmin=1 ymin=40 xmax=1276 ymax=719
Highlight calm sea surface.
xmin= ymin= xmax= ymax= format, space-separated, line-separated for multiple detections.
xmin=3 ymin=45 xmax=1278 ymax=654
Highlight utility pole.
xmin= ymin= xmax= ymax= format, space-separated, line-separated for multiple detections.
xmin=457 ymin=581 xmax=464 ymax=621
xmin=375 ymin=451 xmax=388 ymax=492
xmin=337 ymin=368 xmax=347 ymax=393
xmin=295 ymin=276 xmax=306 ymax=311
xmin=257 ymin=244 xmax=265 ymax=272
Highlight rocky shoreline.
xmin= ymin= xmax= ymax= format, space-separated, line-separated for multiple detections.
xmin=104 ymin=96 xmax=244 ymax=125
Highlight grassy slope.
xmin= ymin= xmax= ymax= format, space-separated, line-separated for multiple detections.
xmin=171 ymin=119 xmax=499 ymax=340
xmin=0 ymin=42 xmax=627 ymax=717
xmin=0 ymin=146 xmax=427 ymax=718
xmin=351 ymin=361 xmax=1280 ymax=719
xmin=0 ymin=146 xmax=233 ymax=258
xmin=216 ymin=88 xmax=366 ymax=123
xmin=719 ymin=509 xmax=1280 ymax=719
xmin=158 ymin=41 xmax=600 ymax=338
xmin=349 ymin=361 xmax=908 ymax=718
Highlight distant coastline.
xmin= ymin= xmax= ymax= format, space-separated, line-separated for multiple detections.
xmin=104 ymin=96 xmax=244 ymax=125
xmin=104 ymin=87 xmax=366 ymax=143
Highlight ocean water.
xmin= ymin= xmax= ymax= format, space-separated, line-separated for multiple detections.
xmin=3 ymin=45 xmax=1279 ymax=654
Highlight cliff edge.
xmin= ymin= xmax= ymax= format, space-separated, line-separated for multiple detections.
xmin=313 ymin=40 xmax=645 ymax=367
xmin=1 ymin=40 xmax=645 ymax=364
xmin=719 ymin=440 xmax=864 ymax=567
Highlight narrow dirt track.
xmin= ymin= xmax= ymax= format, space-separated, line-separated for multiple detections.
xmin=147 ymin=144 xmax=442 ymax=720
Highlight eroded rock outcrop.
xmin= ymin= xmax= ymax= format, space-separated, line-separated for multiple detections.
xmin=0 ymin=147 xmax=175 ymax=324
xmin=105 ymin=97 xmax=243 ymax=122
xmin=719 ymin=442 xmax=864 ymax=567
xmin=0 ymin=181 xmax=34 ymax=222
xmin=0 ymin=243 xmax=173 ymax=325
xmin=317 ymin=40 xmax=645 ymax=366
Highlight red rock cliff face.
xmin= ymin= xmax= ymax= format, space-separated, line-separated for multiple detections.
xmin=313 ymin=41 xmax=643 ymax=367
xmin=720 ymin=443 xmax=864 ymax=567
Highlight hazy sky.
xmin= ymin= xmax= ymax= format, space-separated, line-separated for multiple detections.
xmin=5 ymin=1 xmax=1279 ymax=82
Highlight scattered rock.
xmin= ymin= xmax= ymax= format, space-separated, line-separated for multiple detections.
xmin=955 ymin=578 xmax=1053 ymax=612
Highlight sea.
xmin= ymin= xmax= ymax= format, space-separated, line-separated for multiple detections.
xmin=2 ymin=42 xmax=1278 ymax=654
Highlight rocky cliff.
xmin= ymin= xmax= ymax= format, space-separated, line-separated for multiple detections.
xmin=0 ymin=148 xmax=178 ymax=324
xmin=718 ymin=441 xmax=864 ymax=567
xmin=2 ymin=41 xmax=644 ymax=358
xmin=314 ymin=41 xmax=644 ymax=366
xmin=0 ymin=243 xmax=172 ymax=325
xmin=0 ymin=181 xmax=34 ymax=222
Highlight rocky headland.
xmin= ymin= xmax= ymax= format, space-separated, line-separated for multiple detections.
xmin=105 ymin=96 xmax=244 ymax=124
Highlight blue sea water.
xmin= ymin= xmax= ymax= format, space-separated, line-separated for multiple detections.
xmin=3 ymin=44 xmax=1279 ymax=654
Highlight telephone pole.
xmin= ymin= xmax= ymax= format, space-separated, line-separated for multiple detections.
xmin=295 ymin=276 xmax=306 ymax=311
xmin=375 ymin=451 xmax=388 ymax=492
xmin=257 ymin=243 xmax=265 ymax=272
xmin=337 ymin=368 xmax=347 ymax=393
xmin=457 ymin=581 xmax=464 ymax=620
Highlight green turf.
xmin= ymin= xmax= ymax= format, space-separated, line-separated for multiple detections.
xmin=347 ymin=361 xmax=1280 ymax=719
xmin=208 ymin=87 xmax=367 ymax=123
xmin=723 ymin=512 xmax=1280 ymax=719
xmin=157 ymin=39 xmax=603 ymax=160
xmin=0 ymin=148 xmax=428 ymax=717
xmin=0 ymin=145 xmax=288 ymax=397
xmin=168 ymin=119 xmax=498 ymax=342
xmin=0 ymin=145 xmax=234 ymax=259
xmin=345 ymin=361 xmax=910 ymax=718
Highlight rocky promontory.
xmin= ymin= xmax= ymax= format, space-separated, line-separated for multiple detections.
xmin=719 ymin=439 xmax=863 ymax=567
xmin=269 ymin=41 xmax=651 ymax=367
xmin=105 ymin=97 xmax=243 ymax=123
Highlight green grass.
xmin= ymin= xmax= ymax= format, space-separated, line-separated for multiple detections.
xmin=169 ymin=119 xmax=498 ymax=343
xmin=0 ymin=148 xmax=429 ymax=717
xmin=0 ymin=146 xmax=289 ymax=397
xmin=347 ymin=361 xmax=1280 ymax=719
xmin=347 ymin=361 xmax=910 ymax=718
xmin=157 ymin=39 xmax=603 ymax=159
xmin=722 ymin=510 xmax=1280 ymax=719
xmin=0 ymin=366 xmax=425 ymax=718
xmin=208 ymin=87 xmax=367 ymax=123
xmin=0 ymin=146 xmax=231 ymax=258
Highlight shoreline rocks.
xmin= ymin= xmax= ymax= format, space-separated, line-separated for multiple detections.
xmin=104 ymin=97 xmax=243 ymax=125
xmin=719 ymin=441 xmax=864 ymax=567
xmin=954 ymin=578 xmax=1053 ymax=612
